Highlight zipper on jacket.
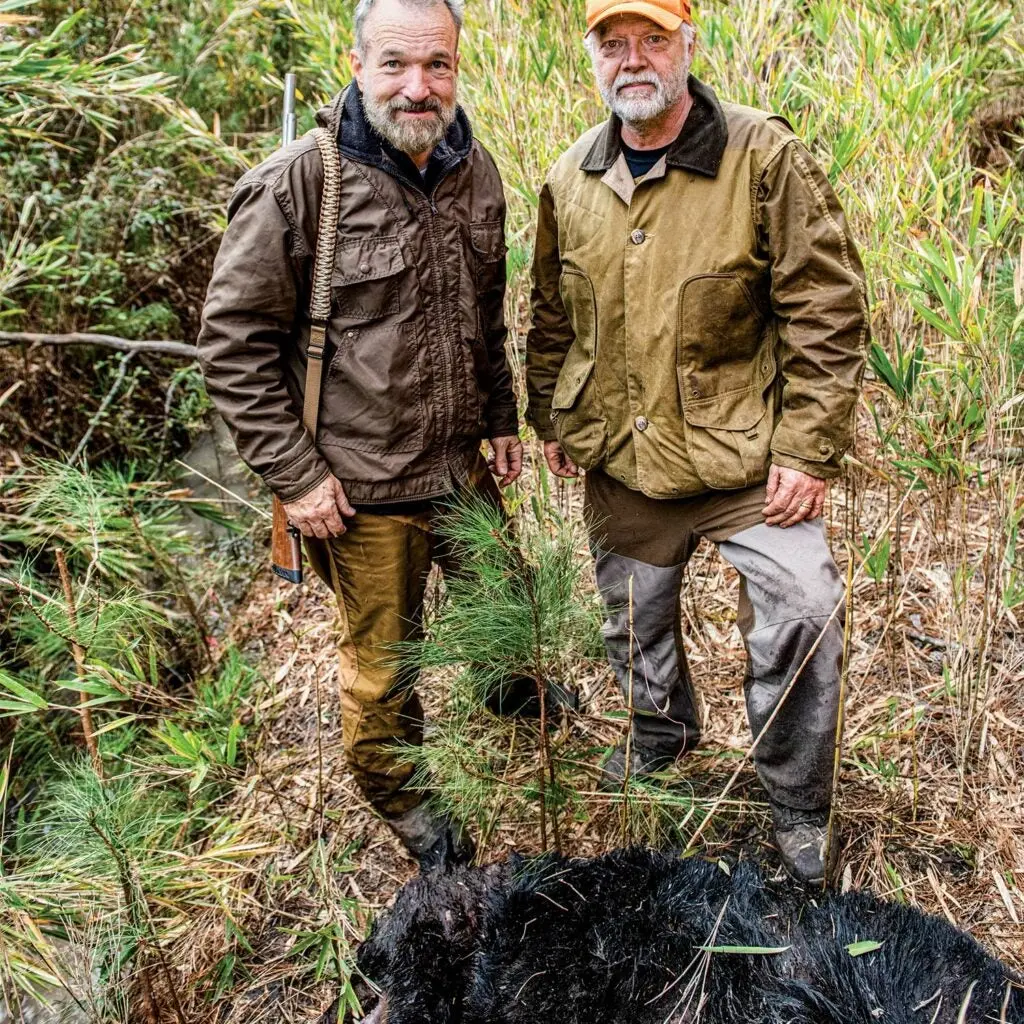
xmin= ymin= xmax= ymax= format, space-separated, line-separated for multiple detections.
xmin=417 ymin=190 xmax=459 ymax=465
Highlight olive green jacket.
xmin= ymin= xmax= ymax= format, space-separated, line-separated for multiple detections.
xmin=525 ymin=78 xmax=868 ymax=497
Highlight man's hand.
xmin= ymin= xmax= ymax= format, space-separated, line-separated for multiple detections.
xmin=284 ymin=476 xmax=355 ymax=539
xmin=543 ymin=440 xmax=579 ymax=479
xmin=762 ymin=465 xmax=827 ymax=528
xmin=487 ymin=435 xmax=524 ymax=487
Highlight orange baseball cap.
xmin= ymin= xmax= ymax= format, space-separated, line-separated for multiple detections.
xmin=585 ymin=0 xmax=692 ymax=34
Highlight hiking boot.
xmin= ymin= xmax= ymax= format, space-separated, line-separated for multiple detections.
xmin=771 ymin=802 xmax=835 ymax=887
xmin=597 ymin=739 xmax=675 ymax=791
xmin=484 ymin=675 xmax=579 ymax=719
xmin=384 ymin=804 xmax=476 ymax=874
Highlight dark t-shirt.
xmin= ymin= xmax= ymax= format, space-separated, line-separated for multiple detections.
xmin=621 ymin=140 xmax=671 ymax=179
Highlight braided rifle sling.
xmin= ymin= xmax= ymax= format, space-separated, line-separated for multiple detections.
xmin=302 ymin=126 xmax=342 ymax=437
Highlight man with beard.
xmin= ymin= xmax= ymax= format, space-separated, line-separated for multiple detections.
xmin=199 ymin=0 xmax=522 ymax=871
xmin=526 ymin=0 xmax=868 ymax=885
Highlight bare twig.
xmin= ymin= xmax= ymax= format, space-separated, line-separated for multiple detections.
xmin=0 ymin=331 xmax=196 ymax=360
xmin=68 ymin=349 xmax=135 ymax=465
xmin=174 ymin=459 xmax=271 ymax=520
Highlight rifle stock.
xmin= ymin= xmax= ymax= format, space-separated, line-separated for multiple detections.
xmin=270 ymin=72 xmax=304 ymax=584
xmin=271 ymin=494 xmax=303 ymax=583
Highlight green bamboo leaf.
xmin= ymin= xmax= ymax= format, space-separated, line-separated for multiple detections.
xmin=701 ymin=944 xmax=791 ymax=955
xmin=847 ymin=940 xmax=884 ymax=956
xmin=909 ymin=297 xmax=962 ymax=340
xmin=0 ymin=700 xmax=45 ymax=716
xmin=0 ymin=672 xmax=47 ymax=710
xmin=868 ymin=341 xmax=902 ymax=397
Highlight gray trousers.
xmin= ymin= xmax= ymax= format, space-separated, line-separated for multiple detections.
xmin=585 ymin=472 xmax=845 ymax=811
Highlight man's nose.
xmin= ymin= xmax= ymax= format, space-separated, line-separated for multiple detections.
xmin=622 ymin=38 xmax=648 ymax=71
xmin=402 ymin=66 xmax=431 ymax=102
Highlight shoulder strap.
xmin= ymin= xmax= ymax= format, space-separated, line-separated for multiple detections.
xmin=302 ymin=126 xmax=342 ymax=437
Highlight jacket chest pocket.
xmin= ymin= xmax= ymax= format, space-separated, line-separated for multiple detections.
xmin=331 ymin=235 xmax=406 ymax=321
xmin=468 ymin=220 xmax=506 ymax=284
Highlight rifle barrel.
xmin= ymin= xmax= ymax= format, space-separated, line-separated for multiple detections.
xmin=282 ymin=72 xmax=297 ymax=147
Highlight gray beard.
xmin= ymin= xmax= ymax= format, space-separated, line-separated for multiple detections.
xmin=362 ymin=88 xmax=458 ymax=158
xmin=597 ymin=64 xmax=689 ymax=128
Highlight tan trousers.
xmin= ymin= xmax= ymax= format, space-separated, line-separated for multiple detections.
xmin=306 ymin=467 xmax=500 ymax=818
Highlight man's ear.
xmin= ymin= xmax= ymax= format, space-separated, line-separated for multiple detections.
xmin=350 ymin=47 xmax=365 ymax=88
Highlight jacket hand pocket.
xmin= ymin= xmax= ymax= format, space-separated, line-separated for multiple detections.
xmin=331 ymin=234 xmax=406 ymax=321
xmin=552 ymin=348 xmax=606 ymax=470
xmin=549 ymin=270 xmax=606 ymax=468
xmin=679 ymin=379 xmax=773 ymax=490
xmin=321 ymin=322 xmax=425 ymax=454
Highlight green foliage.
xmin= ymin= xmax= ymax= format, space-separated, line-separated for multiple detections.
xmin=401 ymin=496 xmax=601 ymax=840
xmin=416 ymin=495 xmax=602 ymax=697
xmin=0 ymin=464 xmax=268 ymax=1011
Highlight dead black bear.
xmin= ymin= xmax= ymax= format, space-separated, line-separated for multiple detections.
xmin=339 ymin=848 xmax=1022 ymax=1024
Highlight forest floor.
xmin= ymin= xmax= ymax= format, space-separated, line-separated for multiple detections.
xmin=181 ymin=438 xmax=1024 ymax=1023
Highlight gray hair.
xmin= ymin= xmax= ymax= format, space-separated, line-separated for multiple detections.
xmin=354 ymin=0 xmax=465 ymax=54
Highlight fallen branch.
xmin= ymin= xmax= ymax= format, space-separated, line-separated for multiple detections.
xmin=0 ymin=331 xmax=196 ymax=360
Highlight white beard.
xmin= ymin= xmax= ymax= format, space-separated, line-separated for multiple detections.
xmin=597 ymin=63 xmax=690 ymax=127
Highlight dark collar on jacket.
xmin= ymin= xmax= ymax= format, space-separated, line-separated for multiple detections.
xmin=580 ymin=76 xmax=727 ymax=178
xmin=315 ymin=83 xmax=474 ymax=193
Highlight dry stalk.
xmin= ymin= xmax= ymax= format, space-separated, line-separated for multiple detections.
xmin=490 ymin=526 xmax=562 ymax=854
xmin=619 ymin=574 xmax=635 ymax=846
xmin=55 ymin=548 xmax=103 ymax=778
xmin=85 ymin=816 xmax=160 ymax=1024
xmin=826 ymin=545 xmax=856 ymax=873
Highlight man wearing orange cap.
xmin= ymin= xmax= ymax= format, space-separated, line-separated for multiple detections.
xmin=526 ymin=0 xmax=868 ymax=885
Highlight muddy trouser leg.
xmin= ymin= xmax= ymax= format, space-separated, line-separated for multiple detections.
xmin=717 ymin=519 xmax=845 ymax=811
xmin=593 ymin=548 xmax=701 ymax=758
xmin=306 ymin=514 xmax=433 ymax=819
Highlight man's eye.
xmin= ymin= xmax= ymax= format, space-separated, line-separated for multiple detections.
xmin=647 ymin=34 xmax=667 ymax=45
xmin=431 ymin=60 xmax=449 ymax=70
xmin=384 ymin=59 xmax=401 ymax=69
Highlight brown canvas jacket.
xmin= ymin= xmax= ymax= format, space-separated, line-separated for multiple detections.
xmin=526 ymin=77 xmax=868 ymax=498
xmin=197 ymin=85 xmax=518 ymax=505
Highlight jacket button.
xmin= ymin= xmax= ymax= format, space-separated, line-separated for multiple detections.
xmin=819 ymin=442 xmax=831 ymax=454
xmin=635 ymin=416 xmax=649 ymax=432
xmin=630 ymin=229 xmax=646 ymax=245
xmin=691 ymin=386 xmax=700 ymax=397
xmin=359 ymin=262 xmax=371 ymax=273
